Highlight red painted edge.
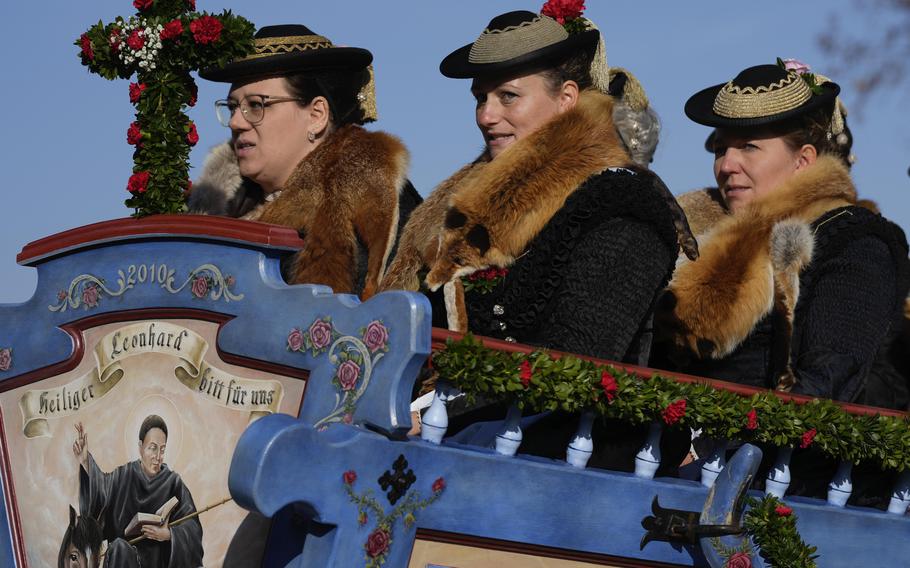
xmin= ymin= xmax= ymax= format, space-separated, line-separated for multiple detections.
xmin=429 ymin=328 xmax=909 ymax=419
xmin=414 ymin=529 xmax=690 ymax=567
xmin=17 ymin=215 xmax=305 ymax=266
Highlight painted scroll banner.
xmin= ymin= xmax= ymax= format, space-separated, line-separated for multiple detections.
xmin=18 ymin=321 xmax=282 ymax=437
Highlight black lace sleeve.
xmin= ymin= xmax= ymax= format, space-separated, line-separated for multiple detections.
xmin=790 ymin=236 xmax=897 ymax=401
xmin=537 ymin=218 xmax=674 ymax=361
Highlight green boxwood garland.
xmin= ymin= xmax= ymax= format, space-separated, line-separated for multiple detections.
xmin=743 ymin=495 xmax=818 ymax=567
xmin=432 ymin=334 xmax=910 ymax=472
xmin=77 ymin=0 xmax=255 ymax=216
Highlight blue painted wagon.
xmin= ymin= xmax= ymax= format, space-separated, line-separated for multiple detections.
xmin=0 ymin=217 xmax=907 ymax=567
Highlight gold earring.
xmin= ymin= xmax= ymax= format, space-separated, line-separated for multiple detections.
xmin=307 ymin=131 xmax=316 ymax=143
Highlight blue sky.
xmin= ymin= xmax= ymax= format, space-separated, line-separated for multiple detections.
xmin=1 ymin=1 xmax=907 ymax=303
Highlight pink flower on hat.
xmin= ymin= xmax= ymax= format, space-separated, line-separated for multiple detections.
xmin=781 ymin=58 xmax=811 ymax=75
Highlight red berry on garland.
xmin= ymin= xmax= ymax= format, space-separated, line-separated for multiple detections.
xmin=800 ymin=428 xmax=817 ymax=449
xmin=662 ymin=399 xmax=687 ymax=425
xmin=746 ymin=408 xmax=758 ymax=430
xmin=600 ymin=370 xmax=617 ymax=402
xmin=775 ymin=505 xmax=793 ymax=517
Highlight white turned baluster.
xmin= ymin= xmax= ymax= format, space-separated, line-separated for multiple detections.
xmin=700 ymin=439 xmax=728 ymax=488
xmin=635 ymin=422 xmax=663 ymax=479
xmin=827 ymin=461 xmax=854 ymax=507
xmin=765 ymin=447 xmax=793 ymax=498
xmin=495 ymin=403 xmax=523 ymax=456
xmin=566 ymin=410 xmax=596 ymax=469
xmin=888 ymin=469 xmax=910 ymax=514
xmin=420 ymin=389 xmax=449 ymax=445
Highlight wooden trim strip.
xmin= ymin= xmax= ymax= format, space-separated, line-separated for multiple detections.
xmin=17 ymin=215 xmax=305 ymax=266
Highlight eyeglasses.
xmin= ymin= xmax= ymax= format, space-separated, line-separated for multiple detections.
xmin=214 ymin=94 xmax=304 ymax=127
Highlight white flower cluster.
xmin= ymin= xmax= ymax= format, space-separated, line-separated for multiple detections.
xmin=116 ymin=17 xmax=164 ymax=71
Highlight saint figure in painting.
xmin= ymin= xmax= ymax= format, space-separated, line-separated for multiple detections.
xmin=72 ymin=416 xmax=203 ymax=567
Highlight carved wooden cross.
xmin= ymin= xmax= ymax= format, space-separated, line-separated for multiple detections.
xmin=378 ymin=454 xmax=417 ymax=505
xmin=76 ymin=1 xmax=253 ymax=216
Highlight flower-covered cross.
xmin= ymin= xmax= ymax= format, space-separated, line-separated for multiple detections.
xmin=77 ymin=0 xmax=255 ymax=216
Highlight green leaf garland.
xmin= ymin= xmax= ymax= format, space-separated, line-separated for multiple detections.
xmin=433 ymin=334 xmax=910 ymax=472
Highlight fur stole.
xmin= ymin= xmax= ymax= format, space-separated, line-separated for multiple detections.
xmin=381 ymin=90 xmax=632 ymax=295
xmin=425 ymin=90 xmax=633 ymax=290
xmin=188 ymin=143 xmax=261 ymax=217
xmin=659 ymin=156 xmax=857 ymax=381
xmin=191 ymin=125 xmax=409 ymax=299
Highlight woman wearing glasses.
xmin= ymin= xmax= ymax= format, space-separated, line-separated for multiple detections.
xmin=189 ymin=24 xmax=421 ymax=299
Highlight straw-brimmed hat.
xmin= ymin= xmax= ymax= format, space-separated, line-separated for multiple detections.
xmin=440 ymin=10 xmax=599 ymax=79
xmin=199 ymin=24 xmax=372 ymax=83
xmin=685 ymin=64 xmax=839 ymax=128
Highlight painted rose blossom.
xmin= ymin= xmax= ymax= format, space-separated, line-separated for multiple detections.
xmin=343 ymin=470 xmax=357 ymax=485
xmin=432 ymin=477 xmax=446 ymax=494
xmin=308 ymin=319 xmax=333 ymax=350
xmin=287 ymin=328 xmax=304 ymax=352
xmin=190 ymin=275 xmax=209 ymax=299
xmin=365 ymin=527 xmax=390 ymax=558
xmin=337 ymin=360 xmax=361 ymax=391
xmin=82 ymin=284 xmax=100 ymax=308
xmin=0 ymin=348 xmax=12 ymax=372
xmin=725 ymin=551 xmax=752 ymax=568
xmin=363 ymin=320 xmax=389 ymax=353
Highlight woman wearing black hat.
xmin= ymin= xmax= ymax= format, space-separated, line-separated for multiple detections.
xmin=655 ymin=61 xmax=910 ymax=409
xmin=383 ymin=6 xmax=695 ymax=471
xmin=188 ymin=24 xmax=421 ymax=299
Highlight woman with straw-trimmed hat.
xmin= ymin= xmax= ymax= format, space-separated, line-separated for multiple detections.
xmin=188 ymin=24 xmax=422 ymax=299
xmin=654 ymin=61 xmax=910 ymax=411
xmin=384 ymin=5 xmax=694 ymax=356
xmin=383 ymin=4 xmax=695 ymax=470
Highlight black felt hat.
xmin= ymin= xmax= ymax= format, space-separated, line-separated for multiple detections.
xmin=685 ymin=64 xmax=839 ymax=128
xmin=200 ymin=24 xmax=372 ymax=83
xmin=440 ymin=11 xmax=599 ymax=79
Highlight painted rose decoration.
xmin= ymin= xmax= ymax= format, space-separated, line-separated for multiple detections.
xmin=190 ymin=275 xmax=209 ymax=299
xmin=287 ymin=328 xmax=304 ymax=352
xmin=0 ymin=348 xmax=12 ymax=372
xmin=82 ymin=283 xmax=101 ymax=308
xmin=363 ymin=321 xmax=389 ymax=353
xmin=336 ymin=360 xmax=361 ymax=391
xmin=309 ymin=319 xmax=334 ymax=351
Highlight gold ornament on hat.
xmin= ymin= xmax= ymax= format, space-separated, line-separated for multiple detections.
xmin=712 ymin=71 xmax=813 ymax=119
xmin=579 ymin=17 xmax=610 ymax=95
xmin=358 ymin=64 xmax=378 ymax=123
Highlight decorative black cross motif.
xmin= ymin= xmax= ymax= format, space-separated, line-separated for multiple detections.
xmin=378 ymin=454 xmax=416 ymax=505
xmin=76 ymin=1 xmax=254 ymax=216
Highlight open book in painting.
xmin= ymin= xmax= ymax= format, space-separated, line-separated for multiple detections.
xmin=124 ymin=496 xmax=179 ymax=538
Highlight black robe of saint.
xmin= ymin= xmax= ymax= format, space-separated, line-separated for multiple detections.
xmin=79 ymin=454 xmax=203 ymax=567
